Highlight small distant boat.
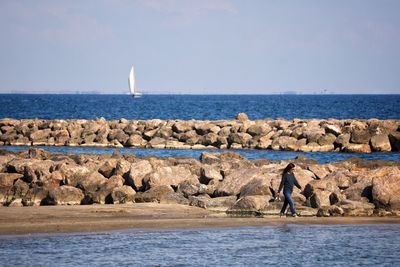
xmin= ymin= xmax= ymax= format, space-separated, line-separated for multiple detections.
xmin=129 ymin=66 xmax=142 ymax=98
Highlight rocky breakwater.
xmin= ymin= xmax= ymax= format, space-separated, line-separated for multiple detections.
xmin=1 ymin=148 xmax=399 ymax=217
xmin=1 ymin=115 xmax=400 ymax=153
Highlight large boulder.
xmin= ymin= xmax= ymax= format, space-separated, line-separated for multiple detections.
xmin=372 ymin=167 xmax=400 ymax=210
xmin=111 ymin=186 xmax=136 ymax=204
xmin=44 ymin=186 xmax=84 ymax=205
xmin=134 ymin=185 xmax=189 ymax=205
xmin=339 ymin=200 xmax=375 ymax=216
xmin=228 ymin=196 xmax=270 ymax=214
xmin=77 ymin=172 xmax=108 ymax=194
xmin=239 ymin=178 xmax=272 ymax=198
xmin=351 ymin=128 xmax=372 ymax=144
xmin=189 ymin=195 xmax=237 ymax=211
xmin=214 ymin=168 xmax=265 ymax=196
xmin=200 ymin=165 xmax=223 ymax=184
xmin=389 ymin=132 xmax=400 ymax=151
xmin=343 ymin=144 xmax=371 ymax=153
xmin=370 ymin=134 xmax=391 ymax=152
xmin=144 ymin=166 xmax=198 ymax=189
xmin=126 ymin=160 xmax=153 ymax=190
xmin=92 ymin=175 xmax=125 ymax=204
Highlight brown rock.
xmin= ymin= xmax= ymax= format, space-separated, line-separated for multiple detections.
xmin=372 ymin=167 xmax=400 ymax=210
xmin=370 ymin=134 xmax=391 ymax=152
xmin=236 ymin=113 xmax=249 ymax=121
xmin=343 ymin=144 xmax=371 ymax=153
xmin=189 ymin=195 xmax=237 ymax=211
xmin=239 ymin=178 xmax=272 ymax=198
xmin=339 ymin=200 xmax=375 ymax=216
xmin=317 ymin=133 xmax=337 ymax=146
xmin=111 ymin=186 xmax=136 ymax=204
xmin=309 ymin=189 xmax=332 ymax=208
xmin=144 ymin=166 xmax=198 ymax=189
xmin=228 ymin=195 xmax=269 ymax=213
xmin=214 ymin=168 xmax=265 ymax=196
xmin=351 ymin=128 xmax=372 ymax=144
xmin=92 ymin=175 xmax=125 ymax=204
xmin=126 ymin=160 xmax=153 ymax=190
xmin=307 ymin=164 xmax=330 ymax=180
xmin=98 ymin=160 xmax=117 ymax=178
xmin=389 ymin=132 xmax=400 ymax=151
xmin=44 ymin=186 xmax=84 ymax=205
xmin=77 ymin=172 xmax=108 ymax=194
xmin=126 ymin=134 xmax=147 ymax=147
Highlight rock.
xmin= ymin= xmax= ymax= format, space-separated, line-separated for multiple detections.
xmin=112 ymin=160 xmax=131 ymax=177
xmin=343 ymin=144 xmax=371 ymax=153
xmin=228 ymin=132 xmax=252 ymax=146
xmin=125 ymin=134 xmax=147 ymax=147
xmin=135 ymin=185 xmax=189 ymax=205
xmin=189 ymin=195 xmax=237 ymax=211
xmin=44 ymin=186 xmax=84 ymax=205
xmin=239 ymin=178 xmax=272 ymax=198
xmin=271 ymin=136 xmax=299 ymax=151
xmin=339 ymin=200 xmax=375 ymax=216
xmin=77 ymin=172 xmax=108 ymax=194
xmin=172 ymin=121 xmax=193 ymax=133
xmin=92 ymin=175 xmax=125 ymax=204
xmin=30 ymin=129 xmax=51 ymax=143
xmin=317 ymin=134 xmax=336 ymax=146
xmin=111 ymin=186 xmax=136 ymax=204
xmin=126 ymin=160 xmax=153 ymax=190
xmin=57 ymin=164 xmax=92 ymax=187
xmin=214 ymin=168 xmax=265 ymax=196
xmin=236 ymin=113 xmax=249 ymax=121
xmin=200 ymin=165 xmax=223 ymax=184
xmin=144 ymin=166 xmax=198 ymax=189
xmin=325 ymin=124 xmax=342 ymax=136
xmin=292 ymin=168 xmax=316 ymax=190
xmin=370 ymin=134 xmax=391 ymax=152
xmin=200 ymin=153 xmax=220 ymax=165
xmin=303 ymin=179 xmax=338 ymax=198
xmin=148 ymin=137 xmax=166 ymax=148
xmin=351 ymin=128 xmax=372 ymax=144
xmin=309 ymin=190 xmax=332 ymax=208
xmin=307 ymin=164 xmax=330 ymax=179
xmin=389 ymin=132 xmax=400 ymax=151
xmin=324 ymin=171 xmax=352 ymax=189
xmin=228 ymin=196 xmax=269 ymax=214
xmin=335 ymin=133 xmax=351 ymax=148
xmin=299 ymin=142 xmax=320 ymax=152
xmin=317 ymin=205 xmax=344 ymax=217
xmin=22 ymin=185 xmax=49 ymax=206
xmin=0 ymin=173 xmax=23 ymax=188
xmin=372 ymin=168 xmax=400 ymax=210
xmin=97 ymin=160 xmax=117 ymax=178
xmin=343 ymin=181 xmax=372 ymax=203
xmin=177 ymin=180 xmax=201 ymax=198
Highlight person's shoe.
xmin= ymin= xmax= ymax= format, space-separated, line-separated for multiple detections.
xmin=279 ymin=213 xmax=284 ymax=218
xmin=292 ymin=214 xmax=298 ymax=217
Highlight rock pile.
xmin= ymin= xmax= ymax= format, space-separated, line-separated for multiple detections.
xmin=1 ymin=116 xmax=399 ymax=153
xmin=1 ymin=148 xmax=399 ymax=217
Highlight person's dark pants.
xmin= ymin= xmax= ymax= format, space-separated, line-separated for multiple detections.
xmin=280 ymin=190 xmax=296 ymax=215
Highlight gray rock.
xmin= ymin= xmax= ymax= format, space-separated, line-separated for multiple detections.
xmin=111 ymin=186 xmax=136 ymax=204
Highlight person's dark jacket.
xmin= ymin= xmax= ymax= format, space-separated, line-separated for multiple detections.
xmin=278 ymin=173 xmax=301 ymax=193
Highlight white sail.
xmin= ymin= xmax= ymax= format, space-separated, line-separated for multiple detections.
xmin=128 ymin=66 xmax=141 ymax=97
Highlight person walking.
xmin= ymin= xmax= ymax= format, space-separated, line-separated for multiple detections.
xmin=278 ymin=163 xmax=302 ymax=217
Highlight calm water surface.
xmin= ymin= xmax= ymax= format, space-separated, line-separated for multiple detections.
xmin=0 ymin=224 xmax=399 ymax=266
xmin=1 ymin=94 xmax=399 ymax=120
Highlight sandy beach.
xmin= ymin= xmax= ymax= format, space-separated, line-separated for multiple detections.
xmin=1 ymin=203 xmax=399 ymax=235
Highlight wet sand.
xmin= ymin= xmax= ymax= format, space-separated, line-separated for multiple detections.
xmin=1 ymin=204 xmax=400 ymax=235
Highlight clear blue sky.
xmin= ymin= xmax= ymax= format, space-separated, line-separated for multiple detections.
xmin=1 ymin=0 xmax=399 ymax=94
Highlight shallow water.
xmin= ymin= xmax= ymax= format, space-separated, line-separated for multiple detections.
xmin=0 ymin=224 xmax=399 ymax=266
xmin=2 ymin=145 xmax=399 ymax=164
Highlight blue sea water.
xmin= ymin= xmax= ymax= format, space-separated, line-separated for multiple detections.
xmin=1 ymin=224 xmax=400 ymax=266
xmin=1 ymin=94 xmax=399 ymax=162
xmin=0 ymin=94 xmax=399 ymax=120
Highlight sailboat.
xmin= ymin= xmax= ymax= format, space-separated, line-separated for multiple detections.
xmin=129 ymin=66 xmax=142 ymax=98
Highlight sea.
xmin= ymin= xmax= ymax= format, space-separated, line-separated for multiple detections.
xmin=0 ymin=94 xmax=400 ymax=266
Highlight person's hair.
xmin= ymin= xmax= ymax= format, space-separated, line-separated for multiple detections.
xmin=282 ymin=163 xmax=295 ymax=175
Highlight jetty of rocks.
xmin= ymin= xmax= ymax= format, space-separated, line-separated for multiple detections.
xmin=1 ymin=114 xmax=400 ymax=153
xmin=1 ymin=148 xmax=399 ymax=217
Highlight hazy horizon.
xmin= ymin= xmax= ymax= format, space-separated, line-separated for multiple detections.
xmin=1 ymin=0 xmax=400 ymax=94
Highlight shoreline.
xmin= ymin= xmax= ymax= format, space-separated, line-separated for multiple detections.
xmin=1 ymin=204 xmax=400 ymax=236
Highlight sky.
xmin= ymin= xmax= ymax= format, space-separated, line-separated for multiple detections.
xmin=0 ymin=0 xmax=399 ymax=94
